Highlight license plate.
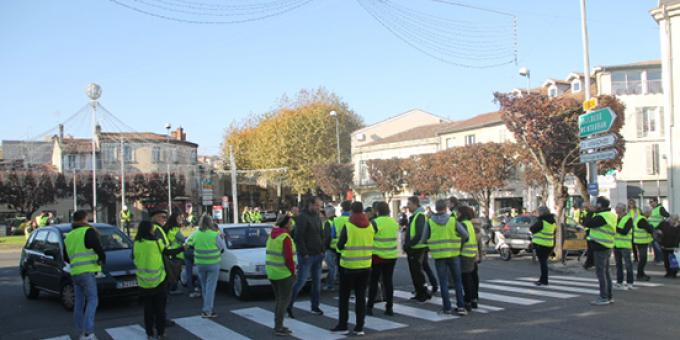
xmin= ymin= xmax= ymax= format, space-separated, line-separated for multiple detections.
xmin=509 ymin=239 xmax=527 ymax=245
xmin=116 ymin=280 xmax=138 ymax=289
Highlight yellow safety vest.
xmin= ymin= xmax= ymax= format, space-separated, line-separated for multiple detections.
xmin=532 ymin=220 xmax=556 ymax=248
xmin=64 ymin=226 xmax=102 ymax=276
xmin=590 ymin=211 xmax=616 ymax=249
xmin=190 ymin=230 xmax=221 ymax=265
xmin=633 ymin=214 xmax=653 ymax=245
xmin=615 ymin=213 xmax=633 ymax=249
xmin=134 ymin=239 xmax=166 ymax=289
xmin=648 ymin=206 xmax=664 ymax=229
xmin=265 ymin=231 xmax=297 ymax=280
xmin=332 ymin=215 xmax=349 ymax=252
xmin=340 ymin=222 xmax=375 ymax=269
xmin=120 ymin=210 xmax=132 ymax=223
xmin=427 ymin=217 xmax=461 ymax=259
xmin=409 ymin=211 xmax=427 ymax=249
xmin=461 ymin=220 xmax=478 ymax=258
xmin=373 ymin=216 xmax=399 ymax=259
xmin=167 ymin=226 xmax=184 ymax=260
xmin=154 ymin=224 xmax=169 ymax=247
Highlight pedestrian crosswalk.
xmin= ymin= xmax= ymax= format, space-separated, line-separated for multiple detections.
xmin=41 ymin=274 xmax=668 ymax=340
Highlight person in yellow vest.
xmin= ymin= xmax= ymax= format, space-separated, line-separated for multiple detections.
xmin=186 ymin=214 xmax=225 ymax=318
xmin=583 ymin=197 xmax=616 ymax=306
xmin=530 ymin=206 xmax=556 ymax=286
xmin=404 ymin=196 xmax=431 ymax=302
xmin=322 ymin=205 xmax=338 ymax=292
xmin=427 ymin=199 xmax=469 ymax=316
xmin=241 ymin=207 xmax=251 ymax=223
xmin=366 ymin=201 xmax=401 ymax=316
xmin=634 ymin=207 xmax=656 ymax=282
xmin=164 ymin=213 xmax=186 ymax=295
xmin=458 ymin=205 xmax=481 ymax=312
xmin=133 ymin=220 xmax=184 ymax=339
xmin=331 ymin=201 xmax=374 ymax=336
xmin=266 ymin=214 xmax=297 ymax=336
xmin=648 ymin=198 xmax=669 ymax=263
xmin=613 ymin=203 xmax=635 ymax=290
xmin=150 ymin=210 xmax=170 ymax=247
xmin=37 ymin=211 xmax=49 ymax=228
xmin=120 ymin=205 xmax=133 ymax=235
xmin=332 ymin=201 xmax=352 ymax=260
xmin=63 ymin=210 xmax=105 ymax=340
xmin=253 ymin=207 xmax=263 ymax=223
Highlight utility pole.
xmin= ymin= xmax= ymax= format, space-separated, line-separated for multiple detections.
xmin=229 ymin=145 xmax=239 ymax=224
xmin=86 ymin=83 xmax=101 ymax=222
xmin=120 ymin=139 xmax=126 ymax=211
xmin=73 ymin=169 xmax=77 ymax=213
xmin=579 ymin=0 xmax=597 ymax=205
xmin=165 ymin=124 xmax=172 ymax=213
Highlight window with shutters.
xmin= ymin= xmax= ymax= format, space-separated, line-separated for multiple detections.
xmin=67 ymin=155 xmax=77 ymax=170
xmin=646 ymin=143 xmax=660 ymax=175
xmin=102 ymin=146 xmax=115 ymax=163
xmin=548 ymin=85 xmax=558 ymax=97
xmin=124 ymin=145 xmax=134 ymax=163
xmin=571 ymin=79 xmax=582 ymax=92
xmin=152 ymin=147 xmax=161 ymax=163
xmin=465 ymin=135 xmax=476 ymax=145
xmin=636 ymin=106 xmax=664 ymax=138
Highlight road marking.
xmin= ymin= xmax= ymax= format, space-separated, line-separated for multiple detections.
xmin=477 ymin=292 xmax=543 ymax=305
xmin=549 ymin=275 xmax=662 ymax=287
xmin=42 ymin=336 xmax=71 ymax=340
xmin=232 ymin=307 xmax=345 ymax=340
xmin=174 ymin=316 xmax=250 ymax=340
xmin=479 ymin=283 xmax=578 ymax=299
xmin=516 ymin=277 xmax=600 ymax=288
xmin=295 ymin=302 xmax=407 ymax=331
xmin=371 ymin=301 xmax=458 ymax=321
xmin=488 ymin=280 xmax=599 ymax=295
xmin=106 ymin=325 xmax=147 ymax=340
xmin=392 ymin=290 xmax=504 ymax=314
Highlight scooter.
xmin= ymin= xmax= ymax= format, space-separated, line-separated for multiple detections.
xmin=494 ymin=230 xmax=512 ymax=261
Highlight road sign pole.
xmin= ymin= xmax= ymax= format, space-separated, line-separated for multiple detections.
xmin=580 ymin=0 xmax=598 ymax=204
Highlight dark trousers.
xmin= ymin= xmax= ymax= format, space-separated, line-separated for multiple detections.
xmin=462 ymin=264 xmax=479 ymax=304
xmin=614 ymin=248 xmax=634 ymax=284
xmin=141 ymin=282 xmax=168 ymax=337
xmin=338 ymin=268 xmax=370 ymax=331
xmin=422 ymin=251 xmax=438 ymax=289
xmin=367 ymin=259 xmax=396 ymax=310
xmin=584 ymin=241 xmax=594 ymax=268
xmin=271 ymin=276 xmax=295 ymax=330
xmin=662 ymin=249 xmax=678 ymax=277
xmin=593 ymin=249 xmax=612 ymax=300
xmin=406 ymin=248 xmax=429 ymax=298
xmin=635 ymin=244 xmax=649 ymax=278
xmin=535 ymin=245 xmax=553 ymax=284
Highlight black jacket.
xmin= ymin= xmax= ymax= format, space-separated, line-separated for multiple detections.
xmin=583 ymin=208 xmax=613 ymax=251
xmin=294 ymin=209 xmax=324 ymax=256
xmin=658 ymin=221 xmax=680 ymax=249
xmin=404 ymin=209 xmax=427 ymax=250
xmin=616 ymin=215 xmax=633 ymax=236
xmin=530 ymin=213 xmax=556 ymax=234
xmin=63 ymin=223 xmax=106 ymax=265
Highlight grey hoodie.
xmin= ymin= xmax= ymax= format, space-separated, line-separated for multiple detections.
xmin=429 ymin=212 xmax=469 ymax=244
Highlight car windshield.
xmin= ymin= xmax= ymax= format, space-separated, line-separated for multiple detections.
xmin=97 ymin=228 xmax=133 ymax=251
xmin=512 ymin=216 xmax=533 ymax=225
xmin=223 ymin=226 xmax=271 ymax=249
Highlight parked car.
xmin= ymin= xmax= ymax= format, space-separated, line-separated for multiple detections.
xmin=500 ymin=215 xmax=538 ymax=256
xmin=215 ymin=223 xmax=327 ymax=300
xmin=20 ymin=224 xmax=138 ymax=310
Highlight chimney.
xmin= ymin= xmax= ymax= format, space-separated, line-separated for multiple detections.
xmin=176 ymin=127 xmax=185 ymax=141
xmin=95 ymin=124 xmax=102 ymax=135
xmin=58 ymin=124 xmax=64 ymax=142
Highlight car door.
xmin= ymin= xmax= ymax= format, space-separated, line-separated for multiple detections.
xmin=39 ymin=231 xmax=66 ymax=292
xmin=26 ymin=230 xmax=49 ymax=288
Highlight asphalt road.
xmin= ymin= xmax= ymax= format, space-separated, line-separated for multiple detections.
xmin=2 ymin=249 xmax=680 ymax=340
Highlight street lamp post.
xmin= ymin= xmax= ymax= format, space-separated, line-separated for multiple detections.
xmin=165 ymin=123 xmax=172 ymax=213
xmin=86 ymin=83 xmax=101 ymax=222
xmin=519 ymin=67 xmax=531 ymax=94
xmin=330 ymin=110 xmax=340 ymax=163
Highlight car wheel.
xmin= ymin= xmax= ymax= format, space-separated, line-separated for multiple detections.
xmin=22 ymin=275 xmax=39 ymax=299
xmin=511 ymin=249 xmax=521 ymax=255
xmin=61 ymin=282 xmax=75 ymax=310
xmin=230 ymin=269 xmax=250 ymax=300
xmin=500 ymin=248 xmax=512 ymax=261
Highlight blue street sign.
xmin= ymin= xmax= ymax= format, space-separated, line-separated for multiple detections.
xmin=587 ymin=183 xmax=599 ymax=196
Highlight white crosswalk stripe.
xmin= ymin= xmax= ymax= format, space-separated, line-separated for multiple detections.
xmin=477 ymin=291 xmax=543 ymax=305
xmin=294 ymin=302 xmax=407 ymax=331
xmin=174 ymin=316 xmax=250 ymax=340
xmin=516 ymin=277 xmax=601 ymax=288
xmin=105 ymin=324 xmax=147 ymax=340
xmin=371 ymin=301 xmax=458 ymax=321
xmin=42 ymin=336 xmax=71 ymax=340
xmin=232 ymin=307 xmax=345 ymax=340
xmin=479 ymin=283 xmax=578 ymax=299
xmin=391 ymin=290 xmax=504 ymax=314
xmin=549 ymin=275 xmax=663 ymax=287
xmin=487 ymin=279 xmax=600 ymax=295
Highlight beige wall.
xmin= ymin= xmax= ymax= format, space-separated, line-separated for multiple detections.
xmin=438 ymin=123 xmax=513 ymax=149
xmin=351 ymin=109 xmax=446 ymax=149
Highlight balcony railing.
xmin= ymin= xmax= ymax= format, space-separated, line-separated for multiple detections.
xmin=647 ymin=79 xmax=663 ymax=94
xmin=612 ymin=80 xmax=642 ymax=95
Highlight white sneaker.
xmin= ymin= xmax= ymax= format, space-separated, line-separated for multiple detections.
xmin=613 ymin=283 xmax=626 ymax=290
xmin=628 ymin=284 xmax=638 ymax=290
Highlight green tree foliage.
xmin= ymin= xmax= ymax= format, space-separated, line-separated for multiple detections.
xmin=222 ymin=88 xmax=364 ymax=195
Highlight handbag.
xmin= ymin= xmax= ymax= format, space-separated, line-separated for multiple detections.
xmin=672 ymin=250 xmax=680 ymax=270
xmin=155 ymin=240 xmax=183 ymax=286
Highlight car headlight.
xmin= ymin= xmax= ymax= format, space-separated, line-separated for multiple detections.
xmin=255 ymin=265 xmax=266 ymax=274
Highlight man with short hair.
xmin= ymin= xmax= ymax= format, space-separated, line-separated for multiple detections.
xmin=613 ymin=203 xmax=635 ymax=290
xmin=288 ymin=196 xmax=325 ymax=317
xmin=404 ymin=196 xmax=431 ymax=302
xmin=63 ymin=210 xmax=104 ymax=340
xmin=648 ymin=198 xmax=670 ymax=263
xmin=583 ymin=197 xmax=616 ymax=306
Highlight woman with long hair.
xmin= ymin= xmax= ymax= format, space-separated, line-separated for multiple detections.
xmin=186 ymin=214 xmax=225 ymax=318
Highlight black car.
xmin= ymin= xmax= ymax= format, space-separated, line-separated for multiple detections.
xmin=20 ymin=223 xmax=139 ymax=310
xmin=501 ymin=215 xmax=538 ymax=255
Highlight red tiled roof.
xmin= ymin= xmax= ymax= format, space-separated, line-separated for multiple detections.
xmin=437 ymin=111 xmax=502 ymax=134
xmin=99 ymin=132 xmax=198 ymax=147
xmin=61 ymin=138 xmax=96 ymax=154
xmin=363 ymin=122 xmax=458 ymax=147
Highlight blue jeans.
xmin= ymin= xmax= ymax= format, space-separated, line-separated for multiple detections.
xmin=197 ymin=264 xmax=220 ymax=313
xmin=73 ymin=272 xmax=98 ymax=335
xmin=594 ymin=249 xmax=612 ymax=300
xmin=324 ymin=250 xmax=338 ymax=289
xmin=434 ymin=257 xmax=464 ymax=311
xmin=652 ymin=241 xmax=663 ymax=263
xmin=184 ymin=254 xmax=195 ymax=292
xmin=289 ymin=254 xmax=323 ymax=310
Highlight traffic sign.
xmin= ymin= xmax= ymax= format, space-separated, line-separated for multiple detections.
xmin=579 ymin=133 xmax=617 ymax=150
xmin=583 ymin=98 xmax=598 ymax=112
xmin=579 ymin=107 xmax=617 ymax=138
xmin=587 ymin=183 xmax=599 ymax=196
xmin=579 ymin=149 xmax=618 ymax=163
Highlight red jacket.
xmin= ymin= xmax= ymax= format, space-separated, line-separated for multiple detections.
xmin=271 ymin=227 xmax=296 ymax=275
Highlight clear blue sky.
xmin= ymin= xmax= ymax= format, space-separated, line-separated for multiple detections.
xmin=0 ymin=0 xmax=662 ymax=155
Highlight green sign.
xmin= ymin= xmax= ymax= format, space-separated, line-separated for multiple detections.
xmin=579 ymin=107 xmax=617 ymax=138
